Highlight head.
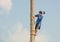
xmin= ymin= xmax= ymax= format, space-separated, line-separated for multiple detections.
xmin=39 ymin=11 xmax=42 ymax=15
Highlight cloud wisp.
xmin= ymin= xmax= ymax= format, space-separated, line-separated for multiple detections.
xmin=9 ymin=22 xmax=30 ymax=42
xmin=0 ymin=22 xmax=48 ymax=42
xmin=8 ymin=22 xmax=48 ymax=42
xmin=0 ymin=0 xmax=12 ymax=11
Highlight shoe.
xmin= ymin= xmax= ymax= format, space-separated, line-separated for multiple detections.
xmin=34 ymin=33 xmax=37 ymax=36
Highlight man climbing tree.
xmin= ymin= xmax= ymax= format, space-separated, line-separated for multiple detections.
xmin=35 ymin=11 xmax=45 ymax=36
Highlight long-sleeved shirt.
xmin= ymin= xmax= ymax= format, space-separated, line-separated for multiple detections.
xmin=35 ymin=14 xmax=43 ymax=24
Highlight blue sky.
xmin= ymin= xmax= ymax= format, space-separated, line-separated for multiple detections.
xmin=0 ymin=0 xmax=60 ymax=42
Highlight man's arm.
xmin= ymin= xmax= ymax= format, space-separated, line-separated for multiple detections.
xmin=35 ymin=14 xmax=39 ymax=17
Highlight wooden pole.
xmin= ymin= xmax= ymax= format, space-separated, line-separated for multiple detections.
xmin=30 ymin=0 xmax=35 ymax=42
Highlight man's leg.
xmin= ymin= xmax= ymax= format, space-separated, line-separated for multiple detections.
xmin=35 ymin=23 xmax=38 ymax=36
xmin=38 ymin=24 xmax=41 ymax=30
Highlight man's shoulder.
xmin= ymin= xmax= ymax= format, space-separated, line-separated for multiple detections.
xmin=41 ymin=15 xmax=43 ymax=18
xmin=40 ymin=15 xmax=43 ymax=16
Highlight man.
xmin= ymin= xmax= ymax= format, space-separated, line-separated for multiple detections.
xmin=35 ymin=11 xmax=44 ymax=36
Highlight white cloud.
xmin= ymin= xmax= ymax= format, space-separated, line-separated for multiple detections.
xmin=0 ymin=0 xmax=12 ymax=11
xmin=35 ymin=34 xmax=48 ymax=42
xmin=0 ymin=21 xmax=49 ymax=42
xmin=8 ymin=22 xmax=30 ymax=42
xmin=8 ymin=22 xmax=48 ymax=42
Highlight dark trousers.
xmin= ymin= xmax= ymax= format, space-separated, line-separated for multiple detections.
xmin=35 ymin=23 xmax=41 ymax=30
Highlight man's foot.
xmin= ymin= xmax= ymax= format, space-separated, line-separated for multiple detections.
xmin=35 ymin=29 xmax=38 ymax=36
xmin=34 ymin=33 xmax=37 ymax=36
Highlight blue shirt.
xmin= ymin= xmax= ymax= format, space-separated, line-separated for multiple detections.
xmin=35 ymin=14 xmax=43 ymax=24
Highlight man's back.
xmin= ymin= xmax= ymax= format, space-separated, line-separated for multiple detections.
xmin=35 ymin=14 xmax=43 ymax=24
